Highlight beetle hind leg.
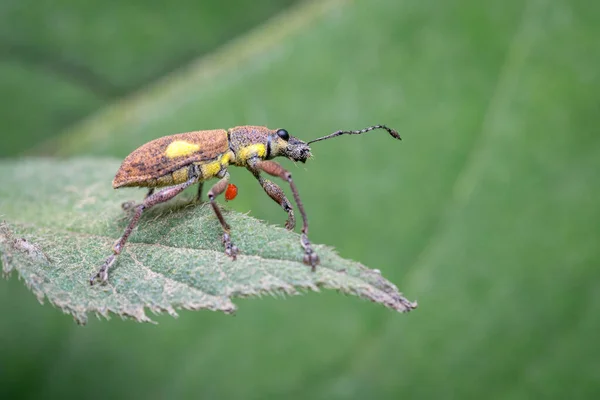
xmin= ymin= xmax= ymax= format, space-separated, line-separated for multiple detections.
xmin=91 ymin=177 xmax=198 ymax=285
xmin=121 ymin=188 xmax=155 ymax=213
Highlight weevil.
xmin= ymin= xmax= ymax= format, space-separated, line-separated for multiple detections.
xmin=90 ymin=124 xmax=401 ymax=284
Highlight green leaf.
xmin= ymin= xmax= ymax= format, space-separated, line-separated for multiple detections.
xmin=0 ymin=158 xmax=415 ymax=324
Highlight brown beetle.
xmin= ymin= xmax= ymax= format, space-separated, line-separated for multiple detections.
xmin=91 ymin=125 xmax=400 ymax=284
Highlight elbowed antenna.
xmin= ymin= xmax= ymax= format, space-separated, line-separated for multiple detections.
xmin=307 ymin=124 xmax=401 ymax=145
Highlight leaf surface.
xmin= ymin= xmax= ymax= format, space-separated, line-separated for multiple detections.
xmin=0 ymin=158 xmax=415 ymax=324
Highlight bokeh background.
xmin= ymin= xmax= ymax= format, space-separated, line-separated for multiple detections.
xmin=1 ymin=0 xmax=599 ymax=398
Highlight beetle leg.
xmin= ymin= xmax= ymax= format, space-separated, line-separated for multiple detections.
xmin=207 ymin=171 xmax=238 ymax=260
xmin=195 ymin=182 xmax=204 ymax=202
xmin=121 ymin=200 xmax=136 ymax=213
xmin=91 ymin=176 xmax=198 ymax=285
xmin=249 ymin=159 xmax=319 ymax=270
xmin=248 ymin=169 xmax=295 ymax=230
xmin=121 ymin=187 xmax=155 ymax=213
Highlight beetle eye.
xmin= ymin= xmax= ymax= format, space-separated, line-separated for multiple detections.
xmin=276 ymin=129 xmax=290 ymax=141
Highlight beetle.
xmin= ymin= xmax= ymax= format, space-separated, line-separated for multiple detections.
xmin=90 ymin=124 xmax=401 ymax=284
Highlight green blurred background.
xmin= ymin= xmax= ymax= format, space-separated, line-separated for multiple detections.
xmin=1 ymin=0 xmax=599 ymax=398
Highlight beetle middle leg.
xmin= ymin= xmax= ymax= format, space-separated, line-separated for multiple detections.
xmin=207 ymin=170 xmax=238 ymax=260
xmin=249 ymin=159 xmax=319 ymax=270
xmin=91 ymin=176 xmax=198 ymax=285
xmin=249 ymin=169 xmax=295 ymax=230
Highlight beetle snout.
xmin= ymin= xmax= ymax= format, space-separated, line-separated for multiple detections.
xmin=299 ymin=148 xmax=311 ymax=163
xmin=285 ymin=137 xmax=312 ymax=163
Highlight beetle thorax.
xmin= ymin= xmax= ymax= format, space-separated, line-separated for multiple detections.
xmin=228 ymin=125 xmax=311 ymax=165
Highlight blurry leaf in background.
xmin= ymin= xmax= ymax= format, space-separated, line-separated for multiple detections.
xmin=1 ymin=0 xmax=599 ymax=399
xmin=0 ymin=158 xmax=415 ymax=324
xmin=0 ymin=0 xmax=298 ymax=157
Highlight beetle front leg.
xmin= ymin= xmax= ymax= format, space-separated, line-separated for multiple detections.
xmin=250 ymin=160 xmax=319 ymax=270
xmin=248 ymin=170 xmax=295 ymax=230
xmin=207 ymin=171 xmax=238 ymax=260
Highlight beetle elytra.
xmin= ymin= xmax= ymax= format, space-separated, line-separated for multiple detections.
xmin=90 ymin=125 xmax=401 ymax=284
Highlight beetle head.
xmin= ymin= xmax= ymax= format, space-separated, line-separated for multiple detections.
xmin=269 ymin=128 xmax=312 ymax=163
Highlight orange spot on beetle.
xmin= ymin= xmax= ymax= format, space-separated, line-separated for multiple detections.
xmin=225 ymin=184 xmax=238 ymax=201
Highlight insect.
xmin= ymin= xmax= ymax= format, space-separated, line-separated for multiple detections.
xmin=225 ymin=183 xmax=238 ymax=201
xmin=90 ymin=125 xmax=401 ymax=284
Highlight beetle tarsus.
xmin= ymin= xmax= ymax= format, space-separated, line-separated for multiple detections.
xmin=121 ymin=200 xmax=137 ymax=212
xmin=301 ymin=233 xmax=320 ymax=271
xmin=222 ymin=232 xmax=238 ymax=260
xmin=90 ymin=254 xmax=117 ymax=285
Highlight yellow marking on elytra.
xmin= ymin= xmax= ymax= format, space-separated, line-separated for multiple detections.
xmin=196 ymin=152 xmax=234 ymax=180
xmin=201 ymin=161 xmax=222 ymax=179
xmin=156 ymin=174 xmax=175 ymax=186
xmin=172 ymin=167 xmax=189 ymax=184
xmin=221 ymin=151 xmax=233 ymax=166
xmin=238 ymin=144 xmax=266 ymax=162
xmin=165 ymin=141 xmax=201 ymax=159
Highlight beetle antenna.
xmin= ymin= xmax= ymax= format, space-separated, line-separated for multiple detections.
xmin=307 ymin=125 xmax=401 ymax=145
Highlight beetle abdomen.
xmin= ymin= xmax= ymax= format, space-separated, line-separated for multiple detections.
xmin=113 ymin=129 xmax=229 ymax=188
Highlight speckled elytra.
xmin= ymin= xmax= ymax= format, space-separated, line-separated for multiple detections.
xmin=90 ymin=125 xmax=401 ymax=285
